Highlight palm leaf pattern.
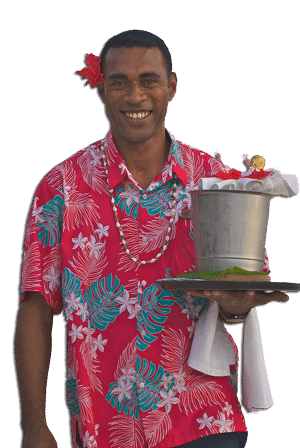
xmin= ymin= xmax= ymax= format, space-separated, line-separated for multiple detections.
xmin=37 ymin=194 xmax=63 ymax=247
xmin=143 ymin=410 xmax=172 ymax=448
xmin=62 ymin=268 xmax=83 ymax=308
xmin=136 ymin=283 xmax=184 ymax=351
xmin=135 ymin=357 xmax=175 ymax=412
xmin=140 ymin=180 xmax=175 ymax=217
xmin=67 ymin=379 xmax=80 ymax=417
xmin=108 ymin=415 xmax=146 ymax=448
xmin=171 ymin=140 xmax=184 ymax=168
xmin=106 ymin=355 xmax=174 ymax=418
xmin=161 ymin=328 xmax=226 ymax=415
xmin=84 ymin=274 xmax=124 ymax=331
xmin=107 ymin=378 xmax=140 ymax=419
xmin=115 ymin=183 xmax=140 ymax=218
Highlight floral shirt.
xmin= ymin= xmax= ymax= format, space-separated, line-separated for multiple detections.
xmin=20 ymin=131 xmax=250 ymax=448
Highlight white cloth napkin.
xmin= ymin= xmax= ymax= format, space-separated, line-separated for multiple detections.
xmin=198 ymin=170 xmax=299 ymax=197
xmin=188 ymin=300 xmax=274 ymax=412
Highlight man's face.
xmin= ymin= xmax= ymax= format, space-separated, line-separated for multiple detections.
xmin=99 ymin=46 xmax=177 ymax=145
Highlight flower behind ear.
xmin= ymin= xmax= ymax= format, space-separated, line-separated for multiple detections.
xmin=76 ymin=54 xmax=104 ymax=88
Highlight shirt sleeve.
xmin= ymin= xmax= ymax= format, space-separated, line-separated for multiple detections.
xmin=20 ymin=171 xmax=64 ymax=314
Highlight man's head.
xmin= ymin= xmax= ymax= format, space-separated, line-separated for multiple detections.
xmin=100 ymin=30 xmax=173 ymax=79
xmin=98 ymin=30 xmax=177 ymax=147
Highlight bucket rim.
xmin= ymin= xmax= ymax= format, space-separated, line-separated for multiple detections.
xmin=189 ymin=189 xmax=274 ymax=198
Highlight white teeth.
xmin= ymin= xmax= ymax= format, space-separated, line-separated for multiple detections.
xmin=124 ymin=111 xmax=150 ymax=119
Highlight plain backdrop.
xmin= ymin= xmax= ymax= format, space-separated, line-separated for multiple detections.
xmin=2 ymin=1 xmax=300 ymax=447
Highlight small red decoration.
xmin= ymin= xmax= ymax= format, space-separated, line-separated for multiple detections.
xmin=76 ymin=54 xmax=104 ymax=88
xmin=215 ymin=168 xmax=243 ymax=180
xmin=216 ymin=168 xmax=272 ymax=181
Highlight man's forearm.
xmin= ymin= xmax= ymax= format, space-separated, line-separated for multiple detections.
xmin=15 ymin=292 xmax=54 ymax=430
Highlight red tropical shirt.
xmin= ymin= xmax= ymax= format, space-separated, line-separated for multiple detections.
xmin=20 ymin=131 xmax=252 ymax=448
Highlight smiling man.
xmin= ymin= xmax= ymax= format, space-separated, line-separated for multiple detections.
xmin=16 ymin=30 xmax=289 ymax=448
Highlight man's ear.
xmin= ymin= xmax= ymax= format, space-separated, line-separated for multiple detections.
xmin=97 ymin=82 xmax=106 ymax=103
xmin=168 ymin=72 xmax=177 ymax=102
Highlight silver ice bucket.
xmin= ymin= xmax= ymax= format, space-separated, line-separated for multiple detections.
xmin=190 ymin=190 xmax=272 ymax=272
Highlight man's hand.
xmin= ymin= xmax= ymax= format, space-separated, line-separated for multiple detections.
xmin=186 ymin=289 xmax=289 ymax=316
xmin=22 ymin=424 xmax=57 ymax=448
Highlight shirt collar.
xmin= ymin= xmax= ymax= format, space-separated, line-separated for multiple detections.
xmin=103 ymin=130 xmax=187 ymax=190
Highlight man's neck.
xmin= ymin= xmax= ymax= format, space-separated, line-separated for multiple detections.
xmin=112 ymin=128 xmax=171 ymax=190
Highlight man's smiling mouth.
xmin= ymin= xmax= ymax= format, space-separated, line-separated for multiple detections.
xmin=122 ymin=111 xmax=152 ymax=119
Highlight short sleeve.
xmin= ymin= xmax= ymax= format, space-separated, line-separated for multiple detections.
xmin=20 ymin=172 xmax=64 ymax=314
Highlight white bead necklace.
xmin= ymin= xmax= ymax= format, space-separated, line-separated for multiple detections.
xmin=100 ymin=143 xmax=178 ymax=265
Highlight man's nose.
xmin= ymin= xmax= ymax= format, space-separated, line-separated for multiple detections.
xmin=123 ymin=82 xmax=147 ymax=103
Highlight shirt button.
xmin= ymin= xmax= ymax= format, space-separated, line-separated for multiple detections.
xmin=142 ymin=193 xmax=147 ymax=199
xmin=141 ymin=280 xmax=147 ymax=286
xmin=140 ymin=382 xmax=145 ymax=388
xmin=141 ymin=330 xmax=146 ymax=336
xmin=142 ymin=236 xmax=148 ymax=242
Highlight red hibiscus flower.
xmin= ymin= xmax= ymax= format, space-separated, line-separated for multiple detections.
xmin=76 ymin=53 xmax=104 ymax=88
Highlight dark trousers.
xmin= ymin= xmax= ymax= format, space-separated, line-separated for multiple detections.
xmin=76 ymin=426 xmax=247 ymax=448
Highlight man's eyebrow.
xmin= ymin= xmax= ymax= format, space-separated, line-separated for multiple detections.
xmin=108 ymin=72 xmax=162 ymax=80
xmin=108 ymin=73 xmax=128 ymax=80
xmin=140 ymin=72 xmax=161 ymax=79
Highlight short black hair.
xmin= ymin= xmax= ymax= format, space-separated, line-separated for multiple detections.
xmin=100 ymin=30 xmax=172 ymax=76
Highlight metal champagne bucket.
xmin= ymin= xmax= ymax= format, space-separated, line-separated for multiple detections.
xmin=190 ymin=190 xmax=272 ymax=272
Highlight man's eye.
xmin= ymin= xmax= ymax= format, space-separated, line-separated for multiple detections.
xmin=144 ymin=79 xmax=156 ymax=85
xmin=113 ymin=81 xmax=125 ymax=86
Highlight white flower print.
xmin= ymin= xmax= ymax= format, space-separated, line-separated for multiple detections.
xmin=187 ymin=320 xmax=196 ymax=338
xmin=196 ymin=413 xmax=214 ymax=430
xmin=72 ymin=232 xmax=88 ymax=250
xmin=68 ymin=323 xmax=84 ymax=343
xmin=111 ymin=379 xmax=132 ymax=402
xmin=82 ymin=430 xmax=97 ymax=448
xmin=65 ymin=292 xmax=81 ymax=310
xmin=95 ymin=223 xmax=109 ymax=239
xmin=165 ymin=199 xmax=185 ymax=222
xmin=119 ymin=183 xmax=140 ymax=206
xmin=32 ymin=198 xmax=44 ymax=223
xmin=119 ymin=367 xmax=136 ymax=384
xmin=223 ymin=402 xmax=234 ymax=416
xmin=116 ymin=290 xmax=137 ymax=315
xmin=214 ymin=412 xmax=234 ymax=433
xmin=76 ymin=302 xmax=89 ymax=321
xmin=162 ymin=373 xmax=174 ymax=389
xmin=173 ymin=372 xmax=187 ymax=393
xmin=182 ymin=302 xmax=202 ymax=320
xmin=128 ymin=302 xmax=142 ymax=319
xmin=82 ymin=322 xmax=95 ymax=344
xmin=64 ymin=306 xmax=73 ymax=321
xmin=157 ymin=390 xmax=180 ymax=413
xmin=86 ymin=235 xmax=105 ymax=259
xmin=89 ymin=147 xmax=102 ymax=166
xmin=43 ymin=266 xmax=60 ymax=291
xmin=93 ymin=334 xmax=108 ymax=353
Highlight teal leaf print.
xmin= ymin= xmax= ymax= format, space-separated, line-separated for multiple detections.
xmin=171 ymin=140 xmax=184 ymax=169
xmin=62 ymin=268 xmax=83 ymax=309
xmin=106 ymin=356 xmax=174 ymax=418
xmin=115 ymin=184 xmax=140 ymax=218
xmin=67 ymin=379 xmax=80 ymax=416
xmin=106 ymin=380 xmax=140 ymax=419
xmin=136 ymin=356 xmax=175 ymax=412
xmin=37 ymin=194 xmax=63 ymax=247
xmin=137 ymin=283 xmax=184 ymax=351
xmin=84 ymin=274 xmax=124 ymax=331
xmin=140 ymin=181 xmax=175 ymax=217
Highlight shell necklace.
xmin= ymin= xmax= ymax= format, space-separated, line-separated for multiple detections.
xmin=100 ymin=143 xmax=177 ymax=265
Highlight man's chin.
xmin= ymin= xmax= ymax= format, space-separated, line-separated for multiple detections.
xmin=111 ymin=125 xmax=161 ymax=146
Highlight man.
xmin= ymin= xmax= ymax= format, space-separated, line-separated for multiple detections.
xmin=15 ymin=30 xmax=289 ymax=448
